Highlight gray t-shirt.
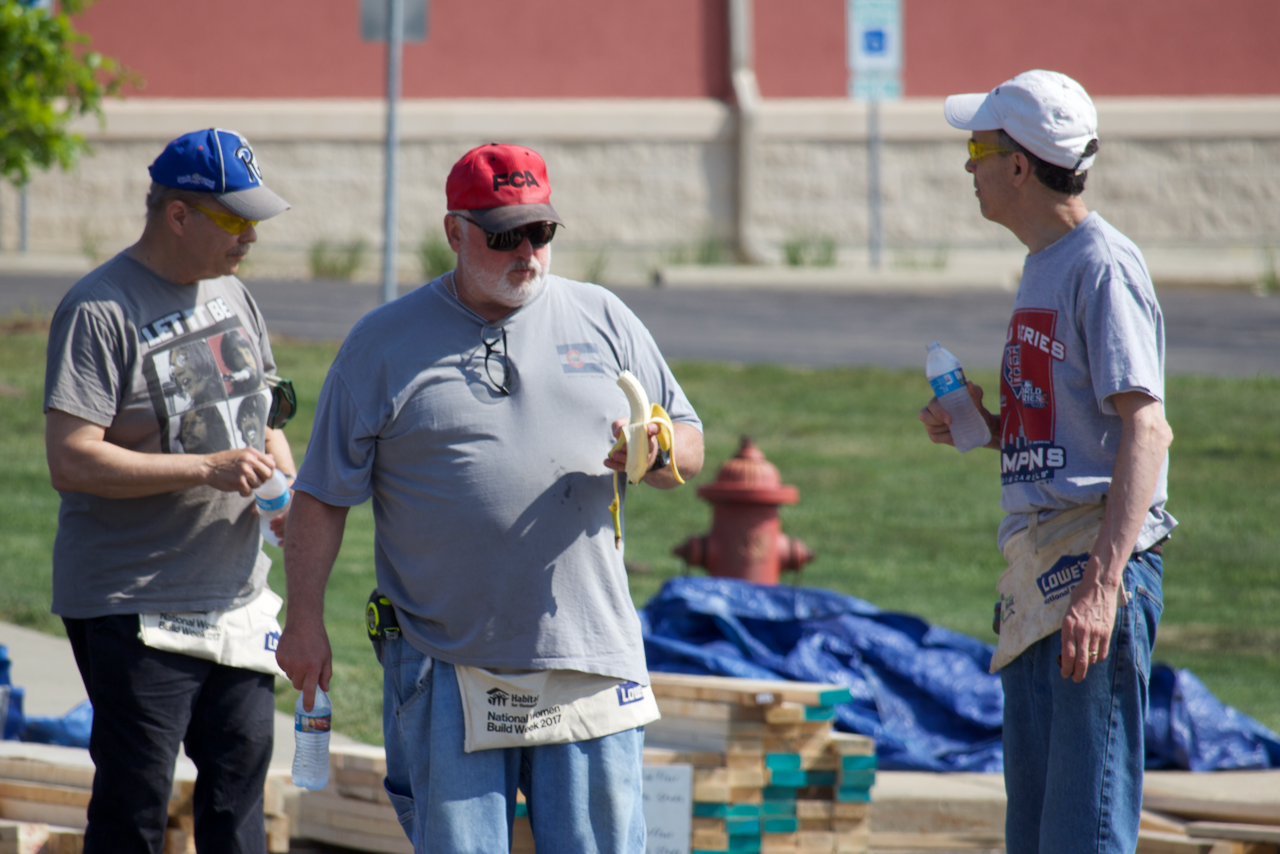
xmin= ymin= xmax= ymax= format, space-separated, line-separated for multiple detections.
xmin=996 ymin=212 xmax=1176 ymax=551
xmin=294 ymin=274 xmax=701 ymax=685
xmin=44 ymin=253 xmax=275 ymax=618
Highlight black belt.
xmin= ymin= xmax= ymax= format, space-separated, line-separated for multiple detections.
xmin=1137 ymin=536 xmax=1168 ymax=558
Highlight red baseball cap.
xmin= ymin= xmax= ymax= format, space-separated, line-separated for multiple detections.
xmin=446 ymin=143 xmax=565 ymax=232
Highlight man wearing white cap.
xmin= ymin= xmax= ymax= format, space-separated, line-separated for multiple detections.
xmin=919 ymin=71 xmax=1175 ymax=853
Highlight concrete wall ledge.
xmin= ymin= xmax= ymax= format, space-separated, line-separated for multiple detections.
xmin=71 ymin=97 xmax=1280 ymax=144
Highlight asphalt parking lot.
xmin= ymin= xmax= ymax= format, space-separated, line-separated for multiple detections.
xmin=3 ymin=273 xmax=1277 ymax=377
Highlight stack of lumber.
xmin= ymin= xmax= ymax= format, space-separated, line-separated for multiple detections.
xmin=865 ymin=772 xmax=1006 ymax=852
xmin=645 ymin=672 xmax=874 ymax=854
xmin=297 ymin=744 xmax=532 ymax=853
xmin=0 ymin=741 xmax=290 ymax=854
xmin=1134 ymin=771 xmax=1280 ymax=854
xmin=297 ymin=744 xmax=405 ymax=854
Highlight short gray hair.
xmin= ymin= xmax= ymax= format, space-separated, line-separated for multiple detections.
xmin=144 ymin=182 xmax=211 ymax=221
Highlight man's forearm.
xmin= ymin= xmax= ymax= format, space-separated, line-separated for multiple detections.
xmin=47 ymin=409 xmax=277 ymax=498
xmin=1088 ymin=394 xmax=1174 ymax=589
xmin=264 ymin=428 xmax=297 ymax=478
xmin=48 ymin=412 xmax=221 ymax=498
xmin=645 ymin=422 xmax=705 ymax=489
xmin=283 ymin=491 xmax=350 ymax=624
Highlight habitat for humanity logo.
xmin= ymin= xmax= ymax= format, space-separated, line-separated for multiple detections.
xmin=1037 ymin=553 xmax=1089 ymax=604
xmin=616 ymin=681 xmax=645 ymax=706
xmin=264 ymin=631 xmax=280 ymax=652
xmin=487 ymin=688 xmax=509 ymax=707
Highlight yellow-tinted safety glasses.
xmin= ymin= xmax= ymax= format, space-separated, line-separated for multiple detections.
xmin=968 ymin=139 xmax=1016 ymax=162
xmin=189 ymin=202 xmax=258 ymax=235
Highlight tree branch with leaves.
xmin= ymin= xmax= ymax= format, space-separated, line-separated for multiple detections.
xmin=0 ymin=0 xmax=135 ymax=187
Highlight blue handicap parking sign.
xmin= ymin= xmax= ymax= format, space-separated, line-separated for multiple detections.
xmin=864 ymin=29 xmax=886 ymax=54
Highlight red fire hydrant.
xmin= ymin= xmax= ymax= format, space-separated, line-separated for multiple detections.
xmin=672 ymin=436 xmax=813 ymax=584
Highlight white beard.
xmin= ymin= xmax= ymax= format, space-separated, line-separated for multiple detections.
xmin=459 ymin=240 xmax=551 ymax=309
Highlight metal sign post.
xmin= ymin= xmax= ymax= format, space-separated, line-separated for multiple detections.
xmin=381 ymin=0 xmax=404 ymax=305
xmin=19 ymin=186 xmax=29 ymax=254
xmin=848 ymin=0 xmax=902 ymax=270
xmin=362 ymin=0 xmax=427 ymax=304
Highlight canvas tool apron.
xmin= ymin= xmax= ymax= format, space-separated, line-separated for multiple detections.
xmin=990 ymin=502 xmax=1127 ymax=673
xmin=137 ymin=585 xmax=287 ymax=678
xmin=454 ymin=665 xmax=660 ymax=753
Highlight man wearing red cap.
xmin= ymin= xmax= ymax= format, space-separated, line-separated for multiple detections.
xmin=919 ymin=72 xmax=1174 ymax=853
xmin=279 ymin=143 xmax=704 ymax=853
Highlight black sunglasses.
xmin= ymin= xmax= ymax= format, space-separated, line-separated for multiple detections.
xmin=264 ymin=375 xmax=297 ymax=429
xmin=480 ymin=325 xmax=513 ymax=395
xmin=452 ymin=212 xmax=556 ymax=252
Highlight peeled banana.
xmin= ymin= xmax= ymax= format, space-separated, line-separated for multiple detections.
xmin=607 ymin=370 xmax=684 ymax=548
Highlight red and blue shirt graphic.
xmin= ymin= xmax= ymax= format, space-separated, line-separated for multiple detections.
xmin=1001 ymin=308 xmax=1068 ymax=484
xmin=557 ymin=342 xmax=605 ymax=375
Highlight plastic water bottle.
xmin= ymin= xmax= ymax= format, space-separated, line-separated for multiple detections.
xmin=254 ymin=469 xmax=290 ymax=547
xmin=926 ymin=341 xmax=992 ymax=453
xmin=292 ymin=688 xmax=331 ymax=790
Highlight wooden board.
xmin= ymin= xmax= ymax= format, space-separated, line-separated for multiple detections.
xmin=868 ymin=831 xmax=1004 ymax=852
xmin=0 ymin=782 xmax=89 ymax=809
xmin=265 ymin=812 xmax=290 ymax=853
xmin=0 ymin=818 xmax=51 ymax=854
xmin=329 ymin=744 xmax=389 ymax=775
xmin=0 ymin=799 xmax=87 ymax=831
xmin=657 ymin=697 xmax=767 ymax=722
xmin=693 ymin=767 xmax=767 ymax=788
xmin=0 ymin=760 xmax=93 ymax=792
xmin=648 ymin=673 xmax=852 ymax=707
xmin=1187 ymin=822 xmax=1280 ymax=844
xmin=1144 ymin=810 xmax=1191 ymax=834
xmin=297 ymin=789 xmax=405 ymax=840
xmin=42 ymin=829 xmax=84 ymax=854
xmin=1144 ymin=772 xmax=1280 ymax=826
xmin=1137 ymin=830 xmax=1240 ymax=854
xmin=295 ymin=820 xmax=413 ymax=854
xmin=642 ymin=747 xmax=726 ymax=768
xmin=827 ymin=734 xmax=875 ymax=756
xmin=511 ymin=815 xmax=536 ymax=854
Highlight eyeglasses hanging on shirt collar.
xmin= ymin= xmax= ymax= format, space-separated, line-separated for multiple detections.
xmin=480 ymin=324 xmax=513 ymax=395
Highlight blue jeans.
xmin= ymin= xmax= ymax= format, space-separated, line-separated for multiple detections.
xmin=381 ymin=637 xmax=647 ymax=854
xmin=1000 ymin=552 xmax=1163 ymax=854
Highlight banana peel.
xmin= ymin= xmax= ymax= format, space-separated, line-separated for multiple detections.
xmin=608 ymin=370 xmax=684 ymax=548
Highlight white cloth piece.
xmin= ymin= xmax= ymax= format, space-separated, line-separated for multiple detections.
xmin=455 ymin=665 xmax=659 ymax=753
xmin=990 ymin=503 xmax=1125 ymax=673
xmin=138 ymin=585 xmax=286 ymax=678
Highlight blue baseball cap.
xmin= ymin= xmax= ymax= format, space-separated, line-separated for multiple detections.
xmin=148 ymin=128 xmax=291 ymax=220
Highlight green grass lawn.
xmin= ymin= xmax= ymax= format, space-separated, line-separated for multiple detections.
xmin=2 ymin=330 xmax=1277 ymax=746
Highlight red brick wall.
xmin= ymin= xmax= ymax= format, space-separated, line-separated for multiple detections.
xmin=903 ymin=0 xmax=1280 ymax=97
xmin=76 ymin=0 xmax=730 ymax=98
xmin=75 ymin=0 xmax=1279 ymax=99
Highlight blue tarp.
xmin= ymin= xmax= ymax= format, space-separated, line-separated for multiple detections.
xmin=0 ymin=645 xmax=26 ymax=741
xmin=640 ymin=576 xmax=1280 ymax=773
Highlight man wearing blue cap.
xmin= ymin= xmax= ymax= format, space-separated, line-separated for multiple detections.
xmin=44 ymin=129 xmax=295 ymax=854
xmin=918 ymin=72 xmax=1174 ymax=854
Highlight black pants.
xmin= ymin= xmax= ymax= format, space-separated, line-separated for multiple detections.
xmin=64 ymin=615 xmax=274 ymax=854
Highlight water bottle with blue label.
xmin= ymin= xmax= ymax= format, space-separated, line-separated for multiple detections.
xmin=926 ymin=341 xmax=992 ymax=453
xmin=253 ymin=469 xmax=290 ymax=547
xmin=293 ymin=687 xmax=331 ymax=790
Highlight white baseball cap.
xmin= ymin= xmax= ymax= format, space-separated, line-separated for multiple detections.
xmin=944 ymin=70 xmax=1098 ymax=172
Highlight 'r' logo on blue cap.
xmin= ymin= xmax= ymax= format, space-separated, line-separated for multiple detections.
xmin=146 ymin=128 xmax=291 ymax=221
xmin=234 ymin=143 xmax=262 ymax=186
